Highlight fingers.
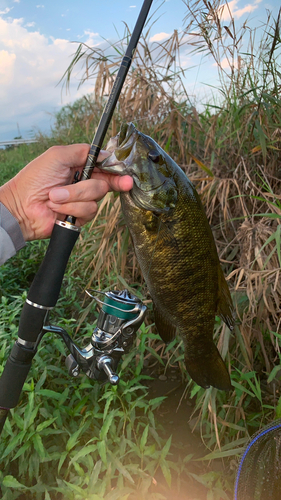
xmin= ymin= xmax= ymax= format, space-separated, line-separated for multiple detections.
xmin=88 ymin=172 xmax=133 ymax=193
xmin=47 ymin=144 xmax=133 ymax=224
xmin=49 ymin=201 xmax=99 ymax=223
xmin=49 ymin=175 xmax=133 ymax=204
xmin=47 ymin=144 xmax=111 ymax=170
xmin=47 ymin=174 xmax=133 ymax=223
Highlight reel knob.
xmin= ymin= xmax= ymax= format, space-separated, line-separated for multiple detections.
xmin=97 ymin=355 xmax=119 ymax=385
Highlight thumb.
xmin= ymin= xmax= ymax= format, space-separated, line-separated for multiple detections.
xmin=49 ymin=187 xmax=70 ymax=203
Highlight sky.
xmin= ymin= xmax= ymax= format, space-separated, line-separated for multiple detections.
xmin=0 ymin=0 xmax=280 ymax=142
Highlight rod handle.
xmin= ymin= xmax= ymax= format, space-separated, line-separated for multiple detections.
xmin=27 ymin=222 xmax=80 ymax=307
xmin=0 ymin=342 xmax=36 ymax=410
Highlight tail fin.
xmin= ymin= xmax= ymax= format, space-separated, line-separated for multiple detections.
xmin=185 ymin=343 xmax=232 ymax=391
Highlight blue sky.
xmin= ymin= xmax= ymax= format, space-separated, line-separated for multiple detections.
xmin=0 ymin=0 xmax=280 ymax=142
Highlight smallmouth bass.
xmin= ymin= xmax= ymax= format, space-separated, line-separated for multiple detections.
xmin=100 ymin=123 xmax=235 ymax=390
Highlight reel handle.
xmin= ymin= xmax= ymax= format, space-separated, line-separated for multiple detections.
xmin=97 ymin=356 xmax=119 ymax=385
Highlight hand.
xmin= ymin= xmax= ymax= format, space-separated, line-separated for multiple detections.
xmin=0 ymin=144 xmax=133 ymax=241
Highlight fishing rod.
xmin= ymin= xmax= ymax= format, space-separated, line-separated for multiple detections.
xmin=0 ymin=0 xmax=153 ymax=434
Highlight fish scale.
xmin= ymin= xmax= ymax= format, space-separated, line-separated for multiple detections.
xmin=100 ymin=122 xmax=235 ymax=390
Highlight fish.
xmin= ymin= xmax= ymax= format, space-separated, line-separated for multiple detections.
xmin=99 ymin=122 xmax=235 ymax=390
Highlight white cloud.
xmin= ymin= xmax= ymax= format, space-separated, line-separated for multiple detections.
xmin=14 ymin=0 xmax=20 ymax=3
xmin=25 ymin=22 xmax=35 ymax=27
xmin=82 ymin=30 xmax=100 ymax=46
xmin=150 ymin=32 xmax=171 ymax=42
xmin=180 ymin=55 xmax=192 ymax=69
xmin=218 ymin=0 xmax=262 ymax=21
xmin=0 ymin=49 xmax=16 ymax=84
xmin=129 ymin=5 xmax=136 ymax=7
xmin=0 ymin=7 xmax=12 ymax=15
xmin=36 ymin=4 xmax=44 ymax=8
xmin=0 ymin=16 xmax=96 ymax=140
xmin=213 ymin=57 xmax=238 ymax=70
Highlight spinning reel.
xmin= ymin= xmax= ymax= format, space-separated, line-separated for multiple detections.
xmin=43 ymin=290 xmax=147 ymax=385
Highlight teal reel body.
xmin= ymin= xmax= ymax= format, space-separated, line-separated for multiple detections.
xmin=44 ymin=289 xmax=147 ymax=385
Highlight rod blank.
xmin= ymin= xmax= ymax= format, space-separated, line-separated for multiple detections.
xmin=81 ymin=0 xmax=153 ymax=181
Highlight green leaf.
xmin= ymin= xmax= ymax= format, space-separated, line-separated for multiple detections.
xmin=37 ymin=389 xmax=64 ymax=401
xmin=13 ymin=412 xmax=24 ymax=430
xmin=268 ymin=365 xmax=281 ymax=384
xmin=2 ymin=475 xmax=26 ymax=488
xmin=97 ymin=440 xmax=107 ymax=465
xmin=36 ymin=417 xmax=57 ymax=433
xmin=70 ymin=444 xmax=98 ymax=464
xmin=12 ymin=441 xmax=31 ymax=461
xmin=109 ymin=453 xmax=135 ymax=484
xmin=199 ymin=446 xmax=247 ymax=460
xmin=88 ymin=460 xmax=102 ymax=492
xmin=32 ymin=434 xmax=46 ymax=459
xmin=24 ymin=407 xmax=38 ymax=430
xmin=66 ymin=426 xmax=85 ymax=452
xmin=103 ymin=393 xmax=114 ymax=421
xmin=44 ymin=490 xmax=51 ymax=500
xmin=73 ymin=461 xmax=85 ymax=476
xmin=255 ymin=119 xmax=267 ymax=163
xmin=161 ymin=435 xmax=172 ymax=460
xmin=149 ymin=396 xmax=166 ymax=411
xmin=61 ymin=480 xmax=86 ymax=494
xmin=160 ymin=461 xmax=172 ymax=487
xmin=190 ymin=383 xmax=202 ymax=399
xmin=276 ymin=396 xmax=281 ymax=418
xmin=199 ymin=437 xmax=249 ymax=460
xmin=35 ymin=368 xmax=47 ymax=392
xmin=58 ymin=451 xmax=68 ymax=473
xmin=140 ymin=424 xmax=149 ymax=452
xmin=100 ymin=411 xmax=116 ymax=441
xmin=1 ymin=431 xmax=26 ymax=459
xmin=232 ymin=380 xmax=256 ymax=398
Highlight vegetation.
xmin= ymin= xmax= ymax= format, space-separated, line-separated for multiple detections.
xmin=0 ymin=1 xmax=281 ymax=498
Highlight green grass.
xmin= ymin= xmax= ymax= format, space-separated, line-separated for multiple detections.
xmin=0 ymin=143 xmax=50 ymax=185
xmin=0 ymin=240 xmax=220 ymax=500
xmin=0 ymin=147 xmax=218 ymax=498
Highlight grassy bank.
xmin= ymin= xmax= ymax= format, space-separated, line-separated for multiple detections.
xmin=0 ymin=146 xmax=221 ymax=499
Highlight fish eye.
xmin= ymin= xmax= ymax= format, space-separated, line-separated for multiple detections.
xmin=147 ymin=150 xmax=160 ymax=163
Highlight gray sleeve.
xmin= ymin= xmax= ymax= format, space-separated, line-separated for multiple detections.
xmin=0 ymin=203 xmax=26 ymax=265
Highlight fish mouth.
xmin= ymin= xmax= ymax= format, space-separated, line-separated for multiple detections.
xmin=99 ymin=122 xmax=176 ymax=213
xmin=119 ymin=122 xmax=131 ymax=145
xmin=99 ymin=123 xmax=138 ymax=173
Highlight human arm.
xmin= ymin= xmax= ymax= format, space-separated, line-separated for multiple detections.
xmin=0 ymin=203 xmax=26 ymax=265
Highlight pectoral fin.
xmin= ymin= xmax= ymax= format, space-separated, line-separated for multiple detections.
xmin=153 ymin=304 xmax=177 ymax=343
xmin=144 ymin=213 xmax=179 ymax=251
xmin=217 ymin=265 xmax=235 ymax=330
